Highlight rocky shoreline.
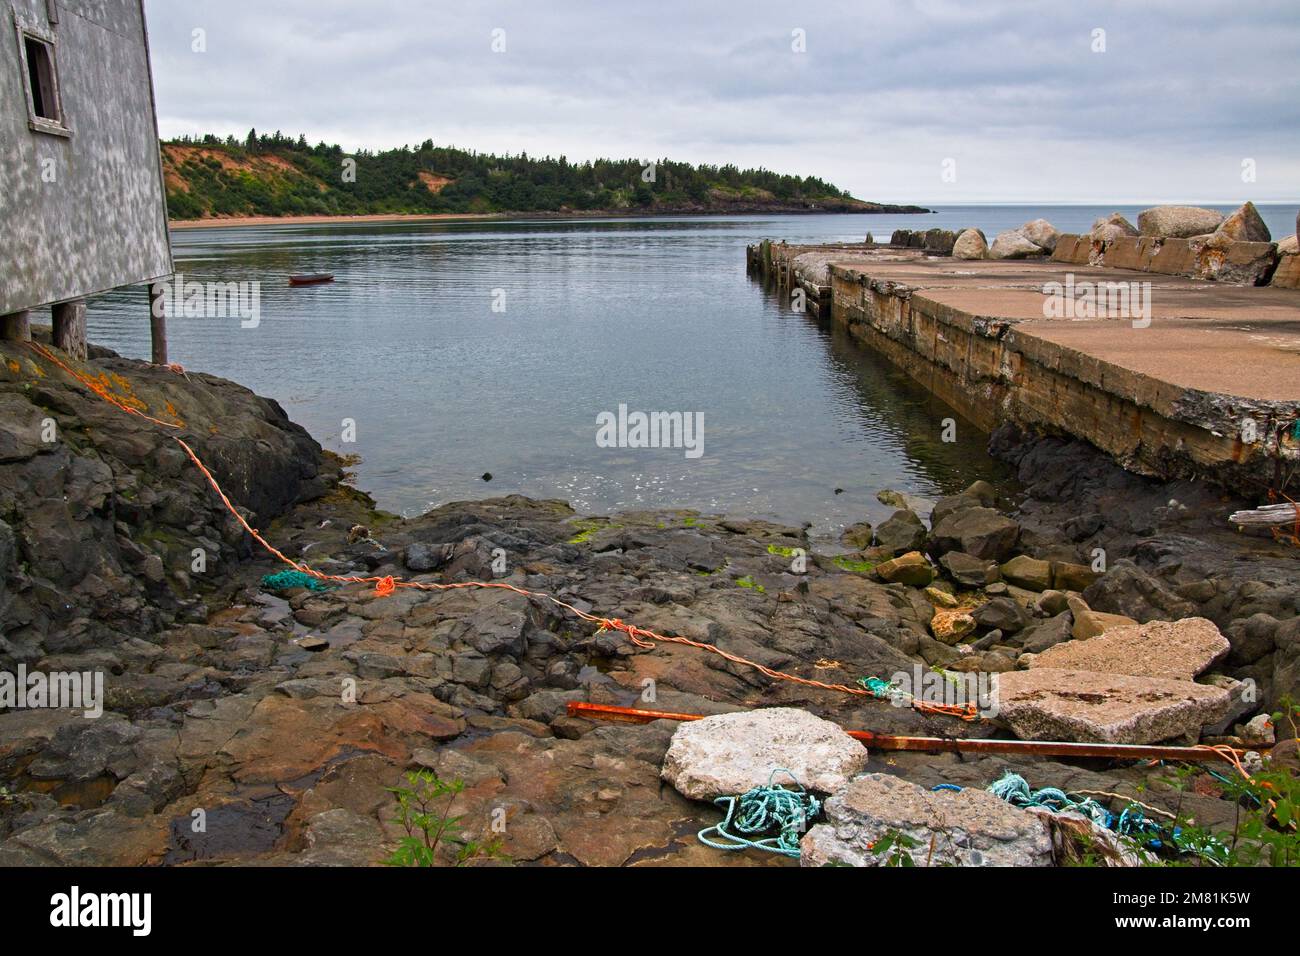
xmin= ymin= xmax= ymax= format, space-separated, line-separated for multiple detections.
xmin=0 ymin=338 xmax=1295 ymax=866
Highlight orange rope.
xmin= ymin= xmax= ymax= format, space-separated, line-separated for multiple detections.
xmin=30 ymin=342 xmax=183 ymax=429
xmin=29 ymin=341 xmax=979 ymax=720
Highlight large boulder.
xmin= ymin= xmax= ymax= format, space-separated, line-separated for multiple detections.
xmin=1090 ymin=213 xmax=1138 ymax=242
xmin=952 ymin=228 xmax=988 ymax=260
xmin=1051 ymin=561 xmax=1099 ymax=592
xmin=989 ymin=230 xmax=1047 ymax=260
xmin=973 ymin=596 xmax=1031 ymax=634
xmin=839 ymin=521 xmax=874 ymax=550
xmin=1081 ymin=560 xmax=1196 ymax=623
xmin=1137 ymin=205 xmax=1225 ymax=239
xmin=1225 ymin=612 xmax=1279 ymax=666
xmin=1018 ymin=219 xmax=1061 ymax=253
xmin=1028 ymin=617 xmax=1230 ymax=681
xmin=930 ymin=480 xmax=997 ymax=525
xmin=800 ymin=773 xmax=1053 ymax=867
xmin=929 ymin=508 xmax=1019 ymax=562
xmin=1018 ymin=612 xmax=1075 ymax=654
xmin=1214 ymin=201 xmax=1271 ymax=243
xmin=661 ymin=708 xmax=868 ymax=800
xmin=940 ymin=551 xmax=999 ymax=587
xmin=873 ymin=509 xmax=927 ymax=555
xmin=999 ymin=555 xmax=1053 ymax=591
xmin=994 ymin=668 xmax=1232 ymax=744
xmin=875 ymin=550 xmax=934 ymax=587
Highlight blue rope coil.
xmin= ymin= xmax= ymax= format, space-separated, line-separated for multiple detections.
xmin=697 ymin=769 xmax=821 ymax=858
xmin=987 ymin=771 xmax=1228 ymax=863
xmin=988 ymin=772 xmax=1112 ymax=827
xmin=261 ymin=570 xmax=336 ymax=593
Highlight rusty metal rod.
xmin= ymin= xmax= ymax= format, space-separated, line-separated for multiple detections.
xmin=565 ymin=701 xmax=1250 ymax=764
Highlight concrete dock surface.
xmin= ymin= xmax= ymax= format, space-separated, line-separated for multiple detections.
xmin=837 ymin=257 xmax=1300 ymax=402
xmin=750 ymin=243 xmax=1300 ymax=491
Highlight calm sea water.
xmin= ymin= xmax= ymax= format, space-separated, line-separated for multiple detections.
xmin=80 ymin=205 xmax=1296 ymax=540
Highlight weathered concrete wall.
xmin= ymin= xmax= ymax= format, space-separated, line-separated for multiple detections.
xmin=1053 ymin=234 xmax=1278 ymax=285
xmin=827 ymin=260 xmax=1300 ymax=490
xmin=1 ymin=0 xmax=172 ymax=314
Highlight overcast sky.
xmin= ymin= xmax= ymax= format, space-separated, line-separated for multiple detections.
xmin=143 ymin=0 xmax=1300 ymax=204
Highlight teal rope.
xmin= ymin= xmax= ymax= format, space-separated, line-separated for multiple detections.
xmin=987 ymin=771 xmax=1228 ymax=863
xmin=697 ymin=769 xmax=821 ymax=859
xmin=858 ymin=675 xmax=910 ymax=705
xmin=988 ymin=772 xmax=1111 ymax=826
xmin=261 ymin=569 xmax=336 ymax=592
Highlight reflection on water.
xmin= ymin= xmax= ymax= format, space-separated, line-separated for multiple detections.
xmin=78 ymin=212 xmax=1031 ymax=541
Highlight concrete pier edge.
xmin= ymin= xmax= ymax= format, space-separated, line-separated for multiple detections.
xmin=748 ymin=239 xmax=1300 ymax=495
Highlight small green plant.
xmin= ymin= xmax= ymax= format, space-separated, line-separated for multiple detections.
xmin=736 ymin=575 xmax=765 ymax=593
xmin=1144 ymin=701 xmax=1300 ymax=867
xmin=766 ymin=544 xmax=799 ymax=558
xmin=1210 ymin=701 xmax=1300 ymax=867
xmin=870 ymin=829 xmax=921 ymax=867
xmin=383 ymin=769 xmax=506 ymax=867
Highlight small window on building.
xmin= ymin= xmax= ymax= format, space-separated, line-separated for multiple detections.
xmin=22 ymin=34 xmax=61 ymax=125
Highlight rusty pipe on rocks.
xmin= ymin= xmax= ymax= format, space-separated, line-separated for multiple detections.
xmin=565 ymin=701 xmax=1255 ymax=765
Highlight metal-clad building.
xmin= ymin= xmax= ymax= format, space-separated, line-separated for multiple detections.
xmin=1 ymin=0 xmax=172 ymax=359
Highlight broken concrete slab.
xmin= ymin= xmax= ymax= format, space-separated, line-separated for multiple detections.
xmin=1272 ymin=250 xmax=1300 ymax=289
xmin=661 ymin=707 xmax=868 ymax=800
xmin=1029 ymin=617 xmax=1230 ymax=681
xmin=799 ymin=773 xmax=1052 ymax=867
xmin=994 ymin=668 xmax=1233 ymax=744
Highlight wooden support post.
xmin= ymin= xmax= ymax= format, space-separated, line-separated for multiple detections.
xmin=149 ymin=282 xmax=168 ymax=366
xmin=1 ymin=310 xmax=33 ymax=343
xmin=51 ymin=299 xmax=87 ymax=361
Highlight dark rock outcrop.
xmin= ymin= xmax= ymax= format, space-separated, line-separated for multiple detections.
xmin=0 ymin=337 xmax=333 ymax=664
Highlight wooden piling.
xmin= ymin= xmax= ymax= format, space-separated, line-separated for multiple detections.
xmin=51 ymin=300 xmax=88 ymax=361
xmin=1 ymin=311 xmax=32 ymax=343
xmin=149 ymin=282 xmax=168 ymax=366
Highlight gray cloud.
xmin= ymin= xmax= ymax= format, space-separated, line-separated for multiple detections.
xmin=145 ymin=0 xmax=1300 ymax=202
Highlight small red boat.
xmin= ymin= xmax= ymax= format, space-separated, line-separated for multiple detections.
xmin=289 ymin=273 xmax=335 ymax=286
